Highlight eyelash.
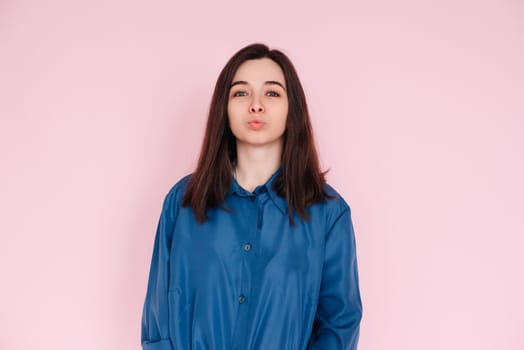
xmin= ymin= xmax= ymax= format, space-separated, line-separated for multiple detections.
xmin=231 ymin=91 xmax=280 ymax=97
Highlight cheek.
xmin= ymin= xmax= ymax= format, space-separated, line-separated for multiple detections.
xmin=279 ymin=104 xmax=289 ymax=126
xmin=227 ymin=101 xmax=243 ymax=120
xmin=227 ymin=105 xmax=236 ymax=126
xmin=227 ymin=103 xmax=243 ymax=135
xmin=226 ymin=101 xmax=233 ymax=119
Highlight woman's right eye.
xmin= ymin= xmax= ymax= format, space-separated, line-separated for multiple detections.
xmin=232 ymin=91 xmax=247 ymax=97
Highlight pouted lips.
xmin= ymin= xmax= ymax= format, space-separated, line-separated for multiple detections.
xmin=247 ymin=120 xmax=265 ymax=131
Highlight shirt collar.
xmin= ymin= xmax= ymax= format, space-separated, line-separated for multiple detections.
xmin=225 ymin=166 xmax=288 ymax=216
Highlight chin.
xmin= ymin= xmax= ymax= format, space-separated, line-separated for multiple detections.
xmin=237 ymin=137 xmax=281 ymax=147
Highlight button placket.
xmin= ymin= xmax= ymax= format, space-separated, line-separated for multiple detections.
xmin=231 ymin=194 xmax=257 ymax=350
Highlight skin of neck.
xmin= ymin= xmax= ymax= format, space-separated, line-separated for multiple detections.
xmin=233 ymin=138 xmax=283 ymax=193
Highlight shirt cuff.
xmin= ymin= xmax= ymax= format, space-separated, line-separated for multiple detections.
xmin=142 ymin=339 xmax=173 ymax=350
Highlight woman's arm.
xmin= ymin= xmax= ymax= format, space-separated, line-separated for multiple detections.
xmin=141 ymin=188 xmax=178 ymax=350
xmin=308 ymin=205 xmax=363 ymax=350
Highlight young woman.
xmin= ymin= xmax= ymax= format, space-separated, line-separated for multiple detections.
xmin=141 ymin=43 xmax=362 ymax=350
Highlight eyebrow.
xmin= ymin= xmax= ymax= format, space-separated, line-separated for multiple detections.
xmin=230 ymin=80 xmax=286 ymax=90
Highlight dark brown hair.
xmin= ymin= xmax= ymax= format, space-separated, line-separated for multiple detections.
xmin=182 ymin=43 xmax=334 ymax=225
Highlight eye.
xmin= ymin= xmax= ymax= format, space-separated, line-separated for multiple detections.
xmin=232 ymin=91 xmax=247 ymax=97
xmin=266 ymin=91 xmax=280 ymax=97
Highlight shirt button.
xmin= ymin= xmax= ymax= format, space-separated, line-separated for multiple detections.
xmin=243 ymin=243 xmax=252 ymax=252
xmin=238 ymin=294 xmax=246 ymax=304
xmin=249 ymin=196 xmax=256 ymax=201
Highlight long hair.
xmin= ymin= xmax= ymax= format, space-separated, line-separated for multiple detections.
xmin=182 ymin=43 xmax=334 ymax=225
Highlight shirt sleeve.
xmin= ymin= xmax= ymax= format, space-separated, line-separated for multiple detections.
xmin=141 ymin=188 xmax=178 ymax=350
xmin=308 ymin=205 xmax=363 ymax=350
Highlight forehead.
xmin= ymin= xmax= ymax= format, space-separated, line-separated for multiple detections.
xmin=232 ymin=58 xmax=286 ymax=85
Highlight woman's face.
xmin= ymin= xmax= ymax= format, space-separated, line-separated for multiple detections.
xmin=227 ymin=58 xmax=288 ymax=149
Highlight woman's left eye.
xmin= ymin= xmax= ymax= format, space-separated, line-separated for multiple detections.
xmin=266 ymin=91 xmax=280 ymax=97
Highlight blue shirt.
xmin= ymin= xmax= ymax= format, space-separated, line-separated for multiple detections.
xmin=141 ymin=167 xmax=362 ymax=350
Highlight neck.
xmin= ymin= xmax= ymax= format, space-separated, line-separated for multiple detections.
xmin=234 ymin=139 xmax=282 ymax=193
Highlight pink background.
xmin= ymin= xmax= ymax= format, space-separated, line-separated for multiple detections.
xmin=1 ymin=0 xmax=523 ymax=349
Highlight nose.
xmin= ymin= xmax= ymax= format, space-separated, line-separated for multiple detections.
xmin=249 ymin=99 xmax=264 ymax=113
